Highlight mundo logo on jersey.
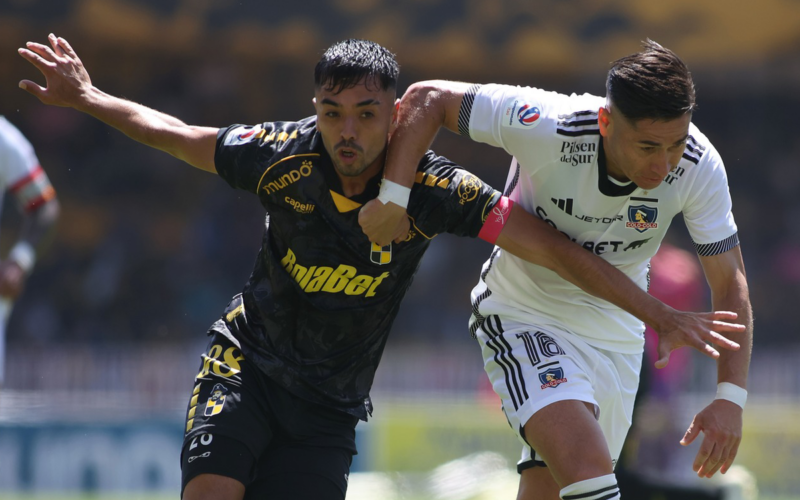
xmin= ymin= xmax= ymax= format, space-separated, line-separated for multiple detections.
xmin=539 ymin=367 xmax=568 ymax=389
xmin=517 ymin=104 xmax=541 ymax=126
xmin=626 ymin=204 xmax=658 ymax=233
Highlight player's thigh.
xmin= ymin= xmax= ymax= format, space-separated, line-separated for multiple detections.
xmin=181 ymin=331 xmax=272 ymax=493
xmin=181 ymin=433 xmax=256 ymax=498
xmin=522 ymin=399 xmax=613 ymax=489
xmin=245 ymin=442 xmax=354 ymax=500
xmin=183 ymin=473 xmax=245 ymax=500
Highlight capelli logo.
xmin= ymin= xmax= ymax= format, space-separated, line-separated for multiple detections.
xmin=285 ymin=196 xmax=315 ymax=214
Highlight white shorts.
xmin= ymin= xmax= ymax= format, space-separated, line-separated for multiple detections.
xmin=476 ymin=316 xmax=642 ymax=471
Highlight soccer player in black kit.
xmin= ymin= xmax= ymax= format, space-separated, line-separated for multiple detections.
xmin=19 ymin=34 xmax=744 ymax=500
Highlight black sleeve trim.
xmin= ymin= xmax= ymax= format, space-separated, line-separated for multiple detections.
xmin=693 ymin=232 xmax=740 ymax=257
xmin=457 ymin=84 xmax=482 ymax=138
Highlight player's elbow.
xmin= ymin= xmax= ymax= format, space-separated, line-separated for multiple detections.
xmin=401 ymin=81 xmax=449 ymax=116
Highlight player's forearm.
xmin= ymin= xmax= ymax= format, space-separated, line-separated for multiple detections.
xmin=547 ymin=244 xmax=677 ymax=328
xmin=497 ymin=206 xmax=676 ymax=327
xmin=75 ymin=86 xmax=215 ymax=170
xmin=712 ymin=277 xmax=752 ymax=388
xmin=384 ymin=81 xmax=461 ymax=188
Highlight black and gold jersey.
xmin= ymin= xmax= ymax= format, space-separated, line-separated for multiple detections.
xmin=213 ymin=116 xmax=500 ymax=420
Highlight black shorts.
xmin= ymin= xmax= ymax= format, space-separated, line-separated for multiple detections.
xmin=180 ymin=329 xmax=359 ymax=499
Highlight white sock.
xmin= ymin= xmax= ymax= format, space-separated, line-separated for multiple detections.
xmin=560 ymin=473 xmax=620 ymax=500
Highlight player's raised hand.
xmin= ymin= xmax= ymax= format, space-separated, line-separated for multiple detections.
xmin=18 ymin=34 xmax=92 ymax=108
xmin=680 ymin=399 xmax=743 ymax=478
xmin=359 ymin=198 xmax=410 ymax=245
xmin=653 ymin=310 xmax=744 ymax=369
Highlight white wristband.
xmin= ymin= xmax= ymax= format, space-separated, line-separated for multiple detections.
xmin=715 ymin=382 xmax=747 ymax=409
xmin=9 ymin=241 xmax=36 ymax=274
xmin=377 ymin=179 xmax=411 ymax=209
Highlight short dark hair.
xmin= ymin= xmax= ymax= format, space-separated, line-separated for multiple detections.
xmin=606 ymin=39 xmax=696 ymax=121
xmin=314 ymin=39 xmax=399 ymax=94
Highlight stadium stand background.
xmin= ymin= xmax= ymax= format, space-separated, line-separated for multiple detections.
xmin=0 ymin=0 xmax=799 ymax=497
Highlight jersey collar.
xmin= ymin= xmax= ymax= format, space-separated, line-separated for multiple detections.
xmin=597 ymin=140 xmax=637 ymax=197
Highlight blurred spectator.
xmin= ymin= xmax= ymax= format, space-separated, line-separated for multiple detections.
xmin=0 ymin=116 xmax=59 ymax=385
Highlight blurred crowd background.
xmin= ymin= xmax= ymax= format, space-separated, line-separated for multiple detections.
xmin=1 ymin=0 xmax=798 ymax=351
xmin=0 ymin=0 xmax=799 ymax=496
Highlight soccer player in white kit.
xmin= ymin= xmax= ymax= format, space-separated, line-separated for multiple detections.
xmin=360 ymin=41 xmax=752 ymax=500
xmin=0 ymin=117 xmax=59 ymax=386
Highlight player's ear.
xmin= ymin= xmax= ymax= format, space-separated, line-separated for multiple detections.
xmin=392 ymin=99 xmax=400 ymax=126
xmin=598 ymin=107 xmax=612 ymax=137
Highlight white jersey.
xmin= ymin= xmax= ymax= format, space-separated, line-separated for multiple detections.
xmin=463 ymin=84 xmax=739 ymax=353
xmin=0 ymin=116 xmax=46 ymax=219
xmin=0 ymin=116 xmax=48 ymax=385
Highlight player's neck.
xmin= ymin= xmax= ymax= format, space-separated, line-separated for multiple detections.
xmin=601 ymin=137 xmax=630 ymax=183
xmin=339 ymin=152 xmax=385 ymax=198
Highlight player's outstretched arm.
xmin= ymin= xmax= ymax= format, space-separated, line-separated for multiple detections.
xmin=18 ymin=34 xmax=217 ymax=173
xmin=680 ymin=246 xmax=752 ymax=478
xmin=494 ymin=203 xmax=745 ymax=364
xmin=359 ymin=80 xmax=470 ymax=246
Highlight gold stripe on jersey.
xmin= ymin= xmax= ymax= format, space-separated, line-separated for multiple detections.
xmin=415 ymin=171 xmax=451 ymax=189
xmin=407 ymin=214 xmax=435 ymax=240
xmin=226 ymin=304 xmax=244 ymax=322
xmin=255 ymin=153 xmax=319 ymax=194
xmin=481 ymin=192 xmax=502 ymax=222
xmin=264 ymin=129 xmax=298 ymax=143
xmin=330 ymin=191 xmax=363 ymax=213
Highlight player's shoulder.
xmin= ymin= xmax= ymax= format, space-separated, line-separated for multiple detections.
xmin=682 ymin=122 xmax=721 ymax=169
xmin=0 ymin=116 xmax=33 ymax=152
xmin=477 ymin=85 xmax=603 ymax=132
xmin=411 ymin=150 xmax=486 ymax=197
xmin=219 ymin=116 xmax=321 ymax=158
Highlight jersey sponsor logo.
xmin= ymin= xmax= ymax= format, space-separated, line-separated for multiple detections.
xmin=262 ymin=160 xmax=314 ymax=195
xmin=539 ymin=367 xmax=567 ymax=389
xmin=204 ymin=383 xmax=229 ymax=416
xmin=626 ymin=204 xmax=658 ymax=232
xmin=503 ymin=98 xmax=543 ymax=129
xmin=623 ymin=237 xmax=652 ymax=251
xmin=284 ymin=196 xmax=315 ymax=214
xmin=457 ymin=174 xmax=482 ymax=205
xmin=370 ymin=242 xmax=392 ymax=265
xmin=535 ymin=205 xmax=631 ymax=255
xmin=224 ymin=125 xmax=264 ymax=146
xmin=281 ymin=248 xmax=390 ymax=297
xmin=547 ymin=200 xmax=623 ymax=224
xmin=575 ymin=214 xmax=624 ymax=224
xmin=517 ymin=104 xmax=541 ymax=126
xmin=559 ymin=140 xmax=597 ymax=166
xmin=551 ymin=198 xmax=574 ymax=215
